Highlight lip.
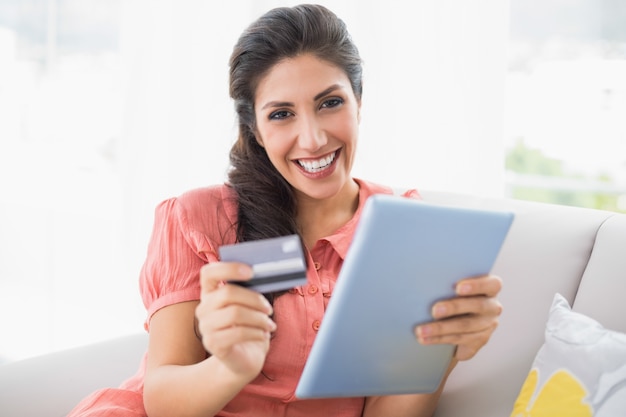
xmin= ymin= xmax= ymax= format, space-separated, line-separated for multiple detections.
xmin=293 ymin=148 xmax=341 ymax=179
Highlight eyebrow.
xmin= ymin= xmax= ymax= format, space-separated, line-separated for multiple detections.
xmin=260 ymin=84 xmax=344 ymax=110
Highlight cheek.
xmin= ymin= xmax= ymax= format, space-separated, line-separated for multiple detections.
xmin=259 ymin=134 xmax=292 ymax=164
xmin=331 ymin=118 xmax=359 ymax=147
xmin=256 ymin=122 xmax=297 ymax=157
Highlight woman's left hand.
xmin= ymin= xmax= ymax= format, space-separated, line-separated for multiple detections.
xmin=415 ymin=274 xmax=503 ymax=361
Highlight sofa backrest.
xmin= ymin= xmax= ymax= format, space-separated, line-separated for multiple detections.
xmin=1 ymin=190 xmax=623 ymax=417
xmin=419 ymin=190 xmax=622 ymax=417
xmin=0 ymin=333 xmax=147 ymax=417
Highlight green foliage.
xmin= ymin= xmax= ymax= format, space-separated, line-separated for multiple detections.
xmin=506 ymin=139 xmax=564 ymax=177
xmin=505 ymin=139 xmax=625 ymax=213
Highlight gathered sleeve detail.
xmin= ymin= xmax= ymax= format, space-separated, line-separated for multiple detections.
xmin=139 ymin=188 xmax=235 ymax=331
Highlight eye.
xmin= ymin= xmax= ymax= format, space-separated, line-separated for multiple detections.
xmin=269 ymin=110 xmax=292 ymax=121
xmin=320 ymin=97 xmax=344 ymax=109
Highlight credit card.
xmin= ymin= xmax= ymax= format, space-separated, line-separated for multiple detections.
xmin=219 ymin=234 xmax=308 ymax=293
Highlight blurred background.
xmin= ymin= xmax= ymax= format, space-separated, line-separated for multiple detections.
xmin=0 ymin=0 xmax=624 ymax=363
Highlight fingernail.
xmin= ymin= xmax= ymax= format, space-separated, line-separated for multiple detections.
xmin=416 ymin=326 xmax=434 ymax=345
xmin=417 ymin=325 xmax=431 ymax=337
xmin=261 ymin=296 xmax=273 ymax=315
xmin=457 ymin=283 xmax=472 ymax=295
xmin=433 ymin=304 xmax=447 ymax=318
xmin=239 ymin=265 xmax=253 ymax=278
xmin=267 ymin=318 xmax=277 ymax=331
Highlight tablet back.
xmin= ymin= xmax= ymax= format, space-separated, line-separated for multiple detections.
xmin=295 ymin=194 xmax=514 ymax=399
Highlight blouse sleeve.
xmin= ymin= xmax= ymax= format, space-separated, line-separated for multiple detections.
xmin=402 ymin=188 xmax=422 ymax=200
xmin=139 ymin=197 xmax=220 ymax=331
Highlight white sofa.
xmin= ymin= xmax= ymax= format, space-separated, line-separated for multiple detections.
xmin=1 ymin=190 xmax=625 ymax=417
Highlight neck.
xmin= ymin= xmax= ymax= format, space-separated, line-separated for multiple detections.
xmin=296 ymin=179 xmax=360 ymax=249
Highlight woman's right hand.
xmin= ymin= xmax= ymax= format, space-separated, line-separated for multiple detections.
xmin=196 ymin=262 xmax=276 ymax=381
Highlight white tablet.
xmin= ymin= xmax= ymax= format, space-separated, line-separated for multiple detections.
xmin=295 ymin=194 xmax=514 ymax=399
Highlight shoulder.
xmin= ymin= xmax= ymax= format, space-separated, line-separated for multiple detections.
xmin=354 ymin=178 xmax=421 ymax=200
xmin=175 ymin=183 xmax=236 ymax=212
xmin=152 ymin=183 xmax=238 ymax=249
xmin=162 ymin=183 xmax=237 ymax=222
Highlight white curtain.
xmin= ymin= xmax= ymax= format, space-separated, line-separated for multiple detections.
xmin=0 ymin=0 xmax=509 ymax=361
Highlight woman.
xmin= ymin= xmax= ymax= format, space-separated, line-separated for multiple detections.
xmin=68 ymin=4 xmax=502 ymax=417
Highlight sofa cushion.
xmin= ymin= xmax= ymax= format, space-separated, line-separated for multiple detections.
xmin=510 ymin=293 xmax=626 ymax=416
xmin=573 ymin=214 xmax=626 ymax=333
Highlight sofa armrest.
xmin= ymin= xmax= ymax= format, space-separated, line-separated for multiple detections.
xmin=0 ymin=333 xmax=147 ymax=417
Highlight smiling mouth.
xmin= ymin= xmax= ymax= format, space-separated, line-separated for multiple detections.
xmin=296 ymin=150 xmax=338 ymax=173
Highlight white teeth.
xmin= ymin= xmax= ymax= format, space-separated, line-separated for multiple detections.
xmin=298 ymin=151 xmax=336 ymax=173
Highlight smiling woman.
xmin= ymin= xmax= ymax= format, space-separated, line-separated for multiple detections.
xmin=65 ymin=4 xmax=506 ymax=417
xmin=253 ymin=55 xmax=360 ymax=204
xmin=0 ymin=0 xmax=509 ymax=387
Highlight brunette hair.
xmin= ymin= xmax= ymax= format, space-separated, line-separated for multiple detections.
xmin=226 ymin=6 xmax=362 ymax=304
xmin=227 ymin=4 xmax=363 ymax=245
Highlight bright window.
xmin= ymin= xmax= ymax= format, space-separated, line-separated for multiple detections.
xmin=504 ymin=0 xmax=626 ymax=212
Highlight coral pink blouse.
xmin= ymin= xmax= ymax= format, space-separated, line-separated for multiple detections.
xmin=68 ymin=178 xmax=419 ymax=417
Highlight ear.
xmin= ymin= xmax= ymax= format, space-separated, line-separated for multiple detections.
xmin=255 ymin=132 xmax=265 ymax=148
xmin=250 ymin=125 xmax=264 ymax=148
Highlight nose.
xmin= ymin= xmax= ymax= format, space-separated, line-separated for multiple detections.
xmin=297 ymin=114 xmax=327 ymax=151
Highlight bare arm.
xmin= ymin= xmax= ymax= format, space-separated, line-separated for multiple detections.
xmin=143 ymin=263 xmax=275 ymax=417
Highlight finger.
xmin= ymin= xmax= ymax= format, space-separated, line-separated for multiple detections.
xmin=196 ymin=298 xmax=276 ymax=356
xmin=455 ymin=274 xmax=502 ymax=297
xmin=418 ymin=309 xmax=499 ymax=340
xmin=417 ymin=302 xmax=499 ymax=340
xmin=204 ymin=304 xmax=277 ymax=334
xmin=200 ymin=262 xmax=253 ymax=293
xmin=431 ymin=296 xmax=503 ymax=320
xmin=429 ymin=326 xmax=495 ymax=361
xmin=203 ymin=325 xmax=271 ymax=358
xmin=416 ymin=321 xmax=497 ymax=350
xmin=198 ymin=284 xmax=273 ymax=317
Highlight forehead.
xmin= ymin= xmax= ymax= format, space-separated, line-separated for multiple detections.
xmin=255 ymin=54 xmax=351 ymax=103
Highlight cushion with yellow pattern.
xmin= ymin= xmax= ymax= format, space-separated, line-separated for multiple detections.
xmin=510 ymin=293 xmax=626 ymax=416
